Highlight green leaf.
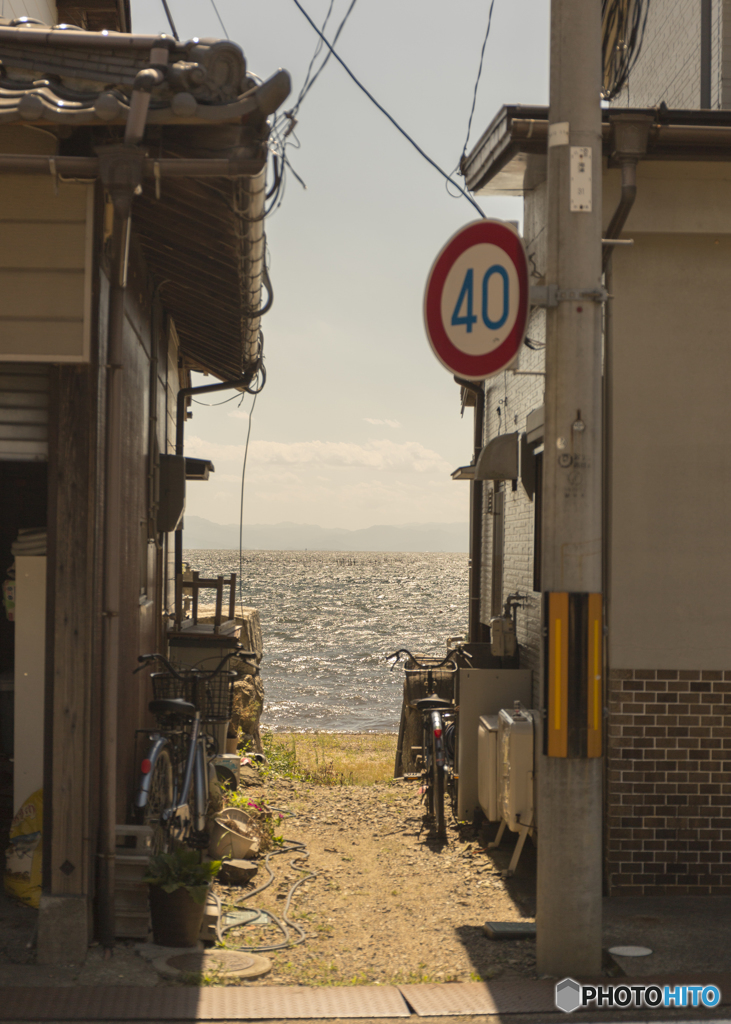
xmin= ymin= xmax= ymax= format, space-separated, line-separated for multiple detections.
xmin=188 ymin=884 xmax=209 ymax=905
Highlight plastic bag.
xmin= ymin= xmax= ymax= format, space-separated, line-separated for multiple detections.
xmin=4 ymin=789 xmax=42 ymax=908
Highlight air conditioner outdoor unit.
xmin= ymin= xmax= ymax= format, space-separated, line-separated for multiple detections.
xmin=498 ymin=705 xmax=536 ymax=830
xmin=484 ymin=704 xmax=539 ymax=877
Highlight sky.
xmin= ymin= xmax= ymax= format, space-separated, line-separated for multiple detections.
xmin=131 ymin=0 xmax=550 ymax=530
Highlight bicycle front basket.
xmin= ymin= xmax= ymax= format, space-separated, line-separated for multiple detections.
xmin=199 ymin=670 xmax=237 ymax=723
xmin=150 ymin=671 xmax=193 ymax=704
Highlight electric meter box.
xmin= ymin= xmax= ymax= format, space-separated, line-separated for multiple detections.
xmin=489 ymin=616 xmax=517 ymax=658
xmin=477 ymin=715 xmax=500 ymax=821
xmin=498 ymin=706 xmax=537 ymax=832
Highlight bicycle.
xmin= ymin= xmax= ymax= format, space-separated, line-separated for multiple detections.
xmin=133 ymin=649 xmax=254 ymax=853
xmin=387 ymin=648 xmax=459 ymax=840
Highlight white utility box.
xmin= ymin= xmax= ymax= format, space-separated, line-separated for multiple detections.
xmin=457 ymin=668 xmax=531 ymax=822
xmin=498 ymin=706 xmax=538 ymax=831
xmin=477 ymin=715 xmax=500 ymax=821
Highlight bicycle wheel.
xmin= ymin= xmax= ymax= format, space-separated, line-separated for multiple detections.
xmin=422 ymin=720 xmax=434 ymax=818
xmin=186 ymin=740 xmax=210 ymax=849
xmin=137 ymin=748 xmax=173 ymax=854
xmin=431 ymin=730 xmax=446 ymax=839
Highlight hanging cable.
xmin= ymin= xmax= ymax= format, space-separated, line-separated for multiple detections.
xmin=191 ymin=392 xmax=241 ymax=407
xmin=601 ymin=0 xmax=651 ymax=100
xmin=294 ymin=0 xmax=359 ymax=113
xmin=210 ymin=0 xmax=230 ymax=40
xmin=291 ymin=0 xmax=336 ymax=117
xmin=289 ymin=0 xmax=485 ymax=218
xmin=160 ymin=0 xmax=179 ymax=39
xmin=238 ymin=389 xmax=258 ymax=617
xmin=459 ymin=0 xmax=496 ymax=169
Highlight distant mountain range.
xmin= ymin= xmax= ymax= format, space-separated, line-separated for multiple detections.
xmin=183 ymin=516 xmax=468 ymax=553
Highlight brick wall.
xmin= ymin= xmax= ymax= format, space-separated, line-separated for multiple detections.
xmin=606 ymin=668 xmax=731 ymax=895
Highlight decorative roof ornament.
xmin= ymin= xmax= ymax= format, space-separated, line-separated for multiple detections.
xmin=0 ymin=21 xmax=289 ymax=127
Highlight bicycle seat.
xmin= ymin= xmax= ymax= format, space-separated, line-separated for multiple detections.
xmin=411 ymin=696 xmax=453 ymax=712
xmin=149 ymin=698 xmax=197 ymax=719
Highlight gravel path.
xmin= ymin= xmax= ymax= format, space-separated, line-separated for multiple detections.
xmin=214 ymin=777 xmax=537 ymax=986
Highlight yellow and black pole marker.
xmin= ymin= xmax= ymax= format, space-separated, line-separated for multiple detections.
xmin=544 ymin=593 xmax=602 ymax=758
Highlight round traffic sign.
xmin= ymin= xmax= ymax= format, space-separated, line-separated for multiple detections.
xmin=424 ymin=219 xmax=529 ymax=381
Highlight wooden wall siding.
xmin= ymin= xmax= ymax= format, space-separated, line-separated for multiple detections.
xmin=46 ymin=364 xmax=97 ymax=897
xmin=0 ymin=176 xmax=93 ymax=362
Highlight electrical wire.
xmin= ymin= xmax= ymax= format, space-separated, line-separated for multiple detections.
xmin=291 ymin=0 xmax=337 ymax=117
xmin=210 ymin=0 xmax=229 ymax=40
xmin=459 ymin=0 xmax=496 ymax=167
xmin=191 ymin=392 xmax=241 ymax=408
xmin=238 ymin=389 xmax=258 ymax=618
xmin=289 ymin=0 xmax=485 ymax=218
xmin=160 ymin=0 xmax=179 ymax=40
xmin=294 ymin=0 xmax=359 ymax=113
xmin=601 ymin=0 xmax=651 ymax=101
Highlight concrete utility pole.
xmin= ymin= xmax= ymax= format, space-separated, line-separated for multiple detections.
xmin=537 ymin=0 xmax=604 ymax=977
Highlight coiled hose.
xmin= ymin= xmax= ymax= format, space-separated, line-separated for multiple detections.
xmin=213 ymin=809 xmax=316 ymax=953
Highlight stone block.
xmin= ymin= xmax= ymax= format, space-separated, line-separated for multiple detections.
xmin=37 ymin=894 xmax=88 ymax=965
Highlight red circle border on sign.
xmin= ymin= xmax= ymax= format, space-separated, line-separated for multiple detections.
xmin=424 ymin=220 xmax=529 ymax=380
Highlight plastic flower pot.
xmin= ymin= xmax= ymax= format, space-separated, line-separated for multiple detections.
xmin=148 ymin=884 xmax=208 ymax=947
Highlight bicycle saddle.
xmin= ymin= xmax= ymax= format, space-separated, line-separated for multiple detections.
xmin=411 ymin=696 xmax=453 ymax=712
xmin=149 ymin=698 xmax=197 ymax=719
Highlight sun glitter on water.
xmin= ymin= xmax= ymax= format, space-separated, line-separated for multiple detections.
xmin=182 ymin=550 xmax=468 ymax=732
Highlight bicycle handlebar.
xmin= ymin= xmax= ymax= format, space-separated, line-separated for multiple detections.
xmin=134 ymin=649 xmax=256 ymax=679
xmin=386 ymin=648 xmax=460 ymax=673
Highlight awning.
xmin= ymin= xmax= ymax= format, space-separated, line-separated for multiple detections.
xmin=474 ymin=433 xmax=519 ymax=481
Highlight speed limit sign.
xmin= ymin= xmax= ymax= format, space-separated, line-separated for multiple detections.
xmin=423 ymin=219 xmax=529 ymax=381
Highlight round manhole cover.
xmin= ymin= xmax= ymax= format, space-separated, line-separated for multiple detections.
xmin=608 ymin=945 xmax=653 ymax=957
xmin=154 ymin=949 xmax=271 ymax=980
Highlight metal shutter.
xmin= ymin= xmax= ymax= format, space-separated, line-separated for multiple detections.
xmin=0 ymin=364 xmax=49 ymax=461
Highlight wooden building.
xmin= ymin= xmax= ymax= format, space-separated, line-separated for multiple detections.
xmin=0 ymin=2 xmax=289 ymax=958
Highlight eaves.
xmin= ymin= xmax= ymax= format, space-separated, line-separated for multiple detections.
xmin=464 ymin=105 xmax=731 ymax=197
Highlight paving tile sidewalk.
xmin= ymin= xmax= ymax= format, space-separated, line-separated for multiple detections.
xmin=1 ymin=894 xmax=730 ymax=1021
xmin=0 ymin=975 xmax=731 ymax=1022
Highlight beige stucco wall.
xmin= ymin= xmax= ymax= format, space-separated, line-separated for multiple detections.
xmin=609 ymin=229 xmax=731 ymax=669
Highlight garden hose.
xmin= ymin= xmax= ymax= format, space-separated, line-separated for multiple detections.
xmin=214 ymin=838 xmax=316 ymax=953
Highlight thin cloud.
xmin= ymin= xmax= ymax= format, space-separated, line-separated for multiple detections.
xmin=185 ymin=436 xmax=450 ymax=474
xmin=364 ymin=417 xmax=401 ymax=428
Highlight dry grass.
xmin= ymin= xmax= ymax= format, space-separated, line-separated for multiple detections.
xmin=265 ymin=732 xmax=397 ymax=786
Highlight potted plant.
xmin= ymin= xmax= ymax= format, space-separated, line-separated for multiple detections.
xmin=144 ymin=848 xmax=221 ymax=947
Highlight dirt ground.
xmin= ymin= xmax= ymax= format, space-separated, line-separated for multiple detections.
xmin=212 ymin=768 xmax=538 ymax=987
xmin=0 ymin=737 xmax=538 ymax=988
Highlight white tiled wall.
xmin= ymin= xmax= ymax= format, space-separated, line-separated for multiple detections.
xmin=1 ymin=0 xmax=57 ymax=24
xmin=612 ymin=0 xmax=728 ymax=109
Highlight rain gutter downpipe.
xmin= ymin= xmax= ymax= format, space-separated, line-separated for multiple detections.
xmin=97 ymin=39 xmax=170 ymax=952
xmin=602 ymin=113 xmax=652 ymax=271
xmin=454 ymin=377 xmax=485 ymax=644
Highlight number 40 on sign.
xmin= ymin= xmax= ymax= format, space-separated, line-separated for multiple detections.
xmin=423 ymin=219 xmax=530 ymax=382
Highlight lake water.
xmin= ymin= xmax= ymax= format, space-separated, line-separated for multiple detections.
xmin=183 ymin=550 xmax=468 ymax=732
